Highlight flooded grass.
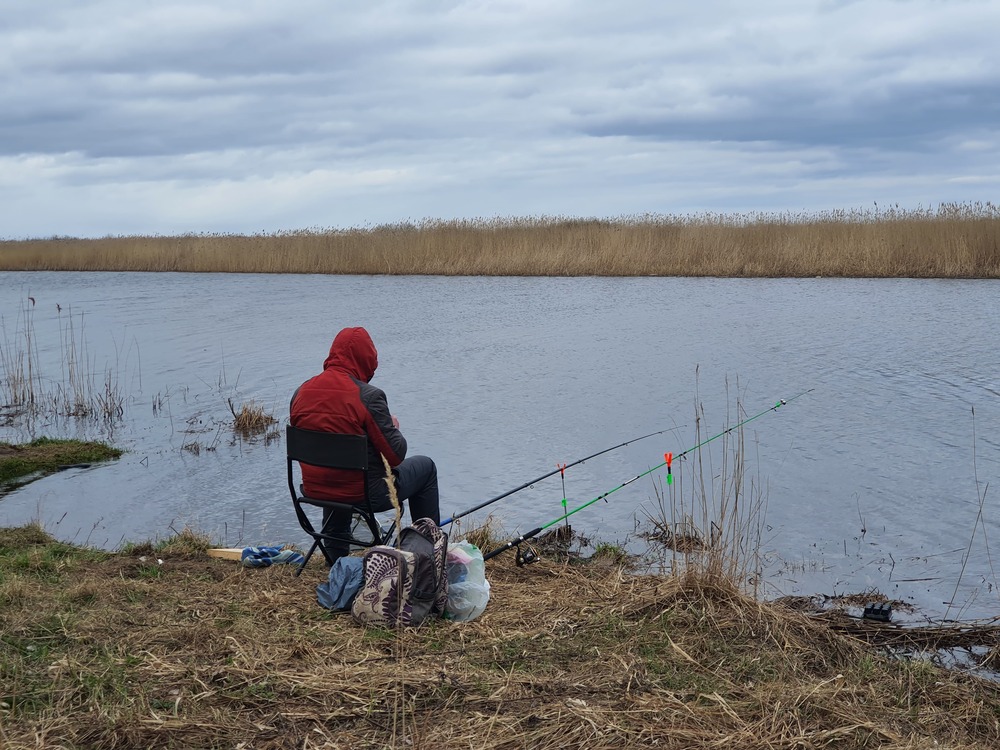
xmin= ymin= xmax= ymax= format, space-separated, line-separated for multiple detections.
xmin=635 ymin=384 xmax=771 ymax=595
xmin=2 ymin=524 xmax=1000 ymax=748
xmin=0 ymin=302 xmax=131 ymax=426
xmin=228 ymin=397 xmax=278 ymax=438
xmin=0 ymin=301 xmax=265 ymax=441
xmin=2 ymin=202 xmax=999 ymax=278
xmin=0 ymin=437 xmax=122 ymax=493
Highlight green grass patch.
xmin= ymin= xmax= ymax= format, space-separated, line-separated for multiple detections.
xmin=119 ymin=527 xmax=212 ymax=558
xmin=0 ymin=437 xmax=122 ymax=492
xmin=0 ymin=524 xmax=109 ymax=578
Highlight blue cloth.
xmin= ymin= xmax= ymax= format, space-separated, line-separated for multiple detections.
xmin=316 ymin=556 xmax=364 ymax=610
xmin=241 ymin=546 xmax=305 ymax=568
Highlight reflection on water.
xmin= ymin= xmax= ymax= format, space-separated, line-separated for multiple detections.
xmin=1 ymin=271 xmax=998 ymax=620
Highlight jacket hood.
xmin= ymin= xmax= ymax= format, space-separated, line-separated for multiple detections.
xmin=323 ymin=327 xmax=378 ymax=382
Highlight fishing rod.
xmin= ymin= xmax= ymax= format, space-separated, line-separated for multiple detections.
xmin=439 ymin=427 xmax=683 ymax=528
xmin=483 ymin=390 xmax=813 ymax=563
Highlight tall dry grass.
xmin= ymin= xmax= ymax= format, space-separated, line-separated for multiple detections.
xmin=0 ymin=302 xmax=127 ymax=426
xmin=3 ymin=202 xmax=999 ymax=278
xmin=640 ymin=382 xmax=770 ymax=595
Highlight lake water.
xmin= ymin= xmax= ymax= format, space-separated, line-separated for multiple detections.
xmin=1 ymin=271 xmax=998 ymax=621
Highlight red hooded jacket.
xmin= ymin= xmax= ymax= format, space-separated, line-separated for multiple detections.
xmin=290 ymin=327 xmax=407 ymax=501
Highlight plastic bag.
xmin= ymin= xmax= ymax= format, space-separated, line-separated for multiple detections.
xmin=445 ymin=540 xmax=490 ymax=622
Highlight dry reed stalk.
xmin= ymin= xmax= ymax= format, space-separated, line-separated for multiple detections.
xmin=381 ymin=455 xmax=402 ymax=542
xmin=377 ymin=454 xmax=425 ymax=745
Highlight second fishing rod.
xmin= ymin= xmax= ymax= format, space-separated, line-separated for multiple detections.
xmin=483 ymin=390 xmax=813 ymax=563
xmin=439 ymin=426 xmax=683 ymax=528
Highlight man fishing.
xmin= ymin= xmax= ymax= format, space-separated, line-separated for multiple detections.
xmin=290 ymin=326 xmax=440 ymax=563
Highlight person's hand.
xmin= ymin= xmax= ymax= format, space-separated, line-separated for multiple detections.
xmin=391 ymin=415 xmax=400 ymax=429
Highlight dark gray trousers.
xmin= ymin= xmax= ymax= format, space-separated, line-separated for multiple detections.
xmin=321 ymin=455 xmax=440 ymax=562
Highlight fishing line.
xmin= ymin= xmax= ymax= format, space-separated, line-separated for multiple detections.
xmin=439 ymin=427 xmax=684 ymax=527
xmin=483 ymin=390 xmax=813 ymax=563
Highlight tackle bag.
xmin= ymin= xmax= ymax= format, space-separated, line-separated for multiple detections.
xmin=351 ymin=518 xmax=448 ymax=627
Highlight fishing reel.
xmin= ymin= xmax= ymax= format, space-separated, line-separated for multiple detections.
xmin=515 ymin=543 xmax=539 ymax=567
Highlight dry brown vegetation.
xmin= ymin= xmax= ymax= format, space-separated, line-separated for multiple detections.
xmin=2 ymin=202 xmax=1000 ymax=278
xmin=228 ymin=397 xmax=278 ymax=439
xmin=3 ymin=524 xmax=1000 ymax=749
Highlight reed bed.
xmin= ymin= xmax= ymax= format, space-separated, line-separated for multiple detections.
xmin=3 ymin=524 xmax=1000 ymax=749
xmin=2 ymin=203 xmax=1000 ymax=278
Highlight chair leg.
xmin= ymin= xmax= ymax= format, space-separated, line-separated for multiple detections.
xmin=317 ymin=508 xmax=352 ymax=562
xmin=295 ymin=540 xmax=321 ymax=577
xmin=315 ymin=537 xmax=338 ymax=567
xmin=380 ymin=522 xmax=398 ymax=547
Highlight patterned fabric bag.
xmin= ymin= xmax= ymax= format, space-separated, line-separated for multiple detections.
xmin=351 ymin=518 xmax=448 ymax=627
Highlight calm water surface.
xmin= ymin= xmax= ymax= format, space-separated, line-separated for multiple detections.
xmin=1 ymin=271 xmax=998 ymax=620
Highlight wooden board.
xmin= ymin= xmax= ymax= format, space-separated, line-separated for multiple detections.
xmin=206 ymin=548 xmax=244 ymax=561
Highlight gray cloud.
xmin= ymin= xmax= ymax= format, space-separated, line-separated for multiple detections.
xmin=584 ymin=79 xmax=1000 ymax=150
xmin=1 ymin=0 xmax=998 ymax=237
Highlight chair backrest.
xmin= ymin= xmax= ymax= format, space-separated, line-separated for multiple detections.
xmin=286 ymin=424 xmax=384 ymax=574
xmin=286 ymin=425 xmax=368 ymax=472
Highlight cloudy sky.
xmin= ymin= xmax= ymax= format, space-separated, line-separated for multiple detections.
xmin=2 ymin=0 xmax=998 ymax=239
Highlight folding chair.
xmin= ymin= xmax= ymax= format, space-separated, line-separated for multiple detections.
xmin=286 ymin=424 xmax=395 ymax=576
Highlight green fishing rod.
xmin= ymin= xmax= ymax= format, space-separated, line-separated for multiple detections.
xmin=439 ymin=427 xmax=683 ymax=527
xmin=483 ymin=390 xmax=812 ymax=563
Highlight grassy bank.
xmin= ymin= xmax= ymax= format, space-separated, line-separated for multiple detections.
xmin=2 ymin=203 xmax=1000 ymax=278
xmin=2 ymin=526 xmax=1000 ymax=749
xmin=0 ymin=438 xmax=122 ymax=494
